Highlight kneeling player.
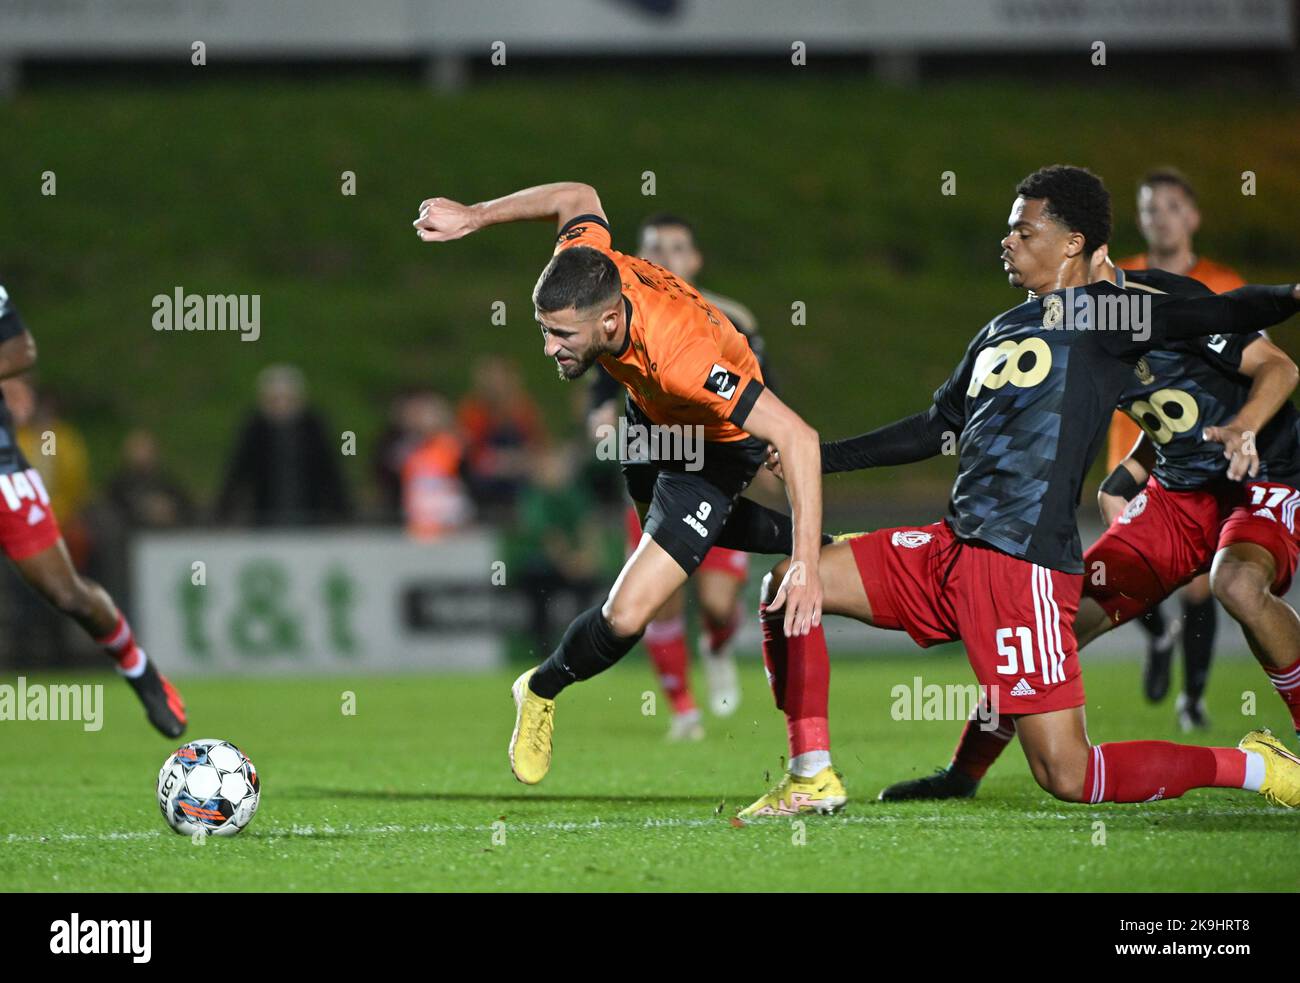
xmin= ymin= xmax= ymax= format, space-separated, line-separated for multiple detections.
xmin=0 ymin=285 xmax=185 ymax=737
xmin=740 ymin=166 xmax=1300 ymax=816
xmin=877 ymin=263 xmax=1300 ymax=802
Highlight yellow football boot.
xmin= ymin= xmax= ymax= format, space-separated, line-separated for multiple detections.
xmin=1239 ymin=729 xmax=1300 ymax=808
xmin=508 ymin=668 xmax=555 ymax=785
xmin=737 ymin=766 xmax=847 ymax=818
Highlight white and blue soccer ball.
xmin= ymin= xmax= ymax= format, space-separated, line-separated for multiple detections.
xmin=157 ymin=739 xmax=261 ymax=837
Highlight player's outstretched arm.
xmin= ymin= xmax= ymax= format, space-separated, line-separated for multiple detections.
xmin=0 ymin=331 xmax=37 ymax=382
xmin=740 ymin=388 xmax=823 ymax=638
xmin=818 ymin=404 xmax=952 ymax=474
xmin=413 ymin=182 xmax=606 ymax=241
xmin=1147 ymin=282 xmax=1300 ymax=343
xmin=1204 ymin=336 xmax=1299 ymax=481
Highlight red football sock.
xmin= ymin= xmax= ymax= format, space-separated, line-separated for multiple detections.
xmin=1083 ymin=741 xmax=1248 ymax=803
xmin=704 ymin=605 xmax=740 ymax=656
xmin=760 ymin=604 xmax=830 ymax=758
xmin=950 ymin=706 xmax=1016 ymax=781
xmin=1263 ymin=656 xmax=1300 ymax=734
xmin=96 ymin=613 xmax=143 ymax=674
xmin=644 ymin=615 xmax=695 ymax=714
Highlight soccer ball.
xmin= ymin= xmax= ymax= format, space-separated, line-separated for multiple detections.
xmin=157 ymin=739 xmax=261 ymax=837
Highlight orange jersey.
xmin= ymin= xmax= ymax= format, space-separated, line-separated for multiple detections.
xmin=1104 ymin=254 xmax=1248 ymax=471
xmin=554 ymin=214 xmax=764 ymax=443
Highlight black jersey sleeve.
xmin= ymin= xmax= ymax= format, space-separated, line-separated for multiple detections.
xmin=820 ymin=404 xmax=951 ymax=474
xmin=1094 ymin=282 xmax=1299 ymax=357
xmin=0 ymin=286 xmax=27 ymax=342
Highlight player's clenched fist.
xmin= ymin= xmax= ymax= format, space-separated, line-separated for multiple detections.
xmin=412 ymin=197 xmax=478 ymax=242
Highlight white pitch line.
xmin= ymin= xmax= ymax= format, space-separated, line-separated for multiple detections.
xmin=1 ymin=806 xmax=1285 ymax=845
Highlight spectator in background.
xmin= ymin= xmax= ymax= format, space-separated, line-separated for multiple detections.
xmin=511 ymin=444 xmax=604 ymax=653
xmin=457 ymin=356 xmax=546 ymax=520
xmin=401 ymin=390 xmax=473 ymax=540
xmin=84 ymin=428 xmax=196 ymax=613
xmin=106 ymin=428 xmax=195 ymax=529
xmin=4 ymin=378 xmax=93 ymax=565
xmin=215 ymin=364 xmax=351 ymax=526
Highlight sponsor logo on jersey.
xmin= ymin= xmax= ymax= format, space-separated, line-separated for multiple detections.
xmin=1118 ymin=491 xmax=1148 ymax=525
xmin=703 ymin=363 xmax=740 ymax=401
xmin=1206 ymin=334 xmax=1229 ymax=353
xmin=890 ymin=530 xmax=932 ymax=549
xmin=1135 ymin=357 xmax=1154 ymax=385
xmin=1042 ymin=293 xmax=1063 ymax=329
xmin=25 ymin=504 xmax=45 ymax=526
xmin=1253 ymin=507 xmax=1277 ymax=522
xmin=557 ymin=225 xmax=589 ymax=242
xmin=1009 ymin=678 xmax=1037 ymax=697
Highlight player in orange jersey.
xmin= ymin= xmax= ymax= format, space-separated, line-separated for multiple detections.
xmin=414 ymin=183 xmax=824 ymax=785
xmin=1107 ymin=168 xmax=1246 ymax=729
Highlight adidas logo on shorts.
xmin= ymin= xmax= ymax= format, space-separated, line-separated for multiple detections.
xmin=1010 ymin=678 xmax=1037 ymax=697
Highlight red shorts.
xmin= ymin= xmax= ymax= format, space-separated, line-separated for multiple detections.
xmin=1085 ymin=478 xmax=1300 ymax=625
xmin=623 ymin=504 xmax=748 ymax=581
xmin=849 ymin=520 xmax=1085 ymax=714
xmin=0 ymin=467 xmax=61 ymax=560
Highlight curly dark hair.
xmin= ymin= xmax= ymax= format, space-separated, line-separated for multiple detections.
xmin=1015 ymin=165 xmax=1112 ymax=256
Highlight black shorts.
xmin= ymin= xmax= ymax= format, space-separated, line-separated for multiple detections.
xmin=621 ymin=400 xmax=767 ymax=575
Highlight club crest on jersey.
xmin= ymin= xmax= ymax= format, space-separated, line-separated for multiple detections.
xmin=704 ymin=363 xmax=740 ymax=401
xmin=1118 ymin=491 xmax=1147 ymax=525
xmin=1042 ymin=294 xmax=1063 ymax=329
xmin=1134 ymin=357 xmax=1154 ymax=385
xmin=890 ymin=530 xmax=932 ymax=549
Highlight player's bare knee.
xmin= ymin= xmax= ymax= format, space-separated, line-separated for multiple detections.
xmin=1211 ymin=563 xmax=1270 ymax=621
xmin=601 ymin=596 xmax=652 ymax=638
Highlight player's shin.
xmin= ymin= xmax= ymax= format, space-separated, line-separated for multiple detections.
xmin=1082 ymin=740 xmax=1266 ymax=803
xmin=529 ymin=604 xmax=643 ymax=699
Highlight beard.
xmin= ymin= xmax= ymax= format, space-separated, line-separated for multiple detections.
xmin=555 ymin=350 xmax=599 ymax=381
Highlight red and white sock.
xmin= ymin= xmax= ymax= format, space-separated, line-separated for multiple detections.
xmin=1083 ymin=741 xmax=1265 ymax=803
xmin=760 ymin=603 xmax=831 ymax=777
xmin=97 ymin=613 xmax=147 ymax=679
xmin=950 ymin=705 xmax=1016 ymax=781
xmin=703 ymin=605 xmax=740 ymax=657
xmin=1263 ymin=656 xmax=1300 ymax=736
xmin=645 ymin=615 xmax=695 ymax=715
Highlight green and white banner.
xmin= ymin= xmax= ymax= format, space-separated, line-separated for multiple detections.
xmin=131 ymin=530 xmax=504 ymax=675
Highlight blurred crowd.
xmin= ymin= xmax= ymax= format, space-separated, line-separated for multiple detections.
xmin=2 ymin=355 xmax=621 ymax=642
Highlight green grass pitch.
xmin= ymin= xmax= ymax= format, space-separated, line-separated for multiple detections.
xmin=3 ymin=649 xmax=1298 ymax=892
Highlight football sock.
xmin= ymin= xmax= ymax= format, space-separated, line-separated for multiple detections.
xmin=950 ymin=705 xmax=1016 ymax=781
xmin=1263 ymin=655 xmax=1300 ymax=735
xmin=529 ymin=605 xmax=642 ymax=699
xmin=713 ymin=498 xmax=793 ymax=555
xmin=98 ymin=613 xmax=147 ymax=678
xmin=1083 ymin=741 xmax=1264 ymax=803
xmin=760 ymin=603 xmax=830 ymax=775
xmin=644 ymin=615 xmax=696 ymax=714
xmin=704 ymin=605 xmax=740 ymax=656
xmin=1180 ymin=595 xmax=1217 ymax=703
xmin=1138 ymin=604 xmax=1167 ymax=640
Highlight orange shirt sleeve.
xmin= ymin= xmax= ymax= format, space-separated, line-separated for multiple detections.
xmin=554 ymin=214 xmax=613 ymax=255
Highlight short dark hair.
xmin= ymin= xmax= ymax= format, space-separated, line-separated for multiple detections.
xmin=638 ymin=212 xmax=696 ymax=244
xmin=1139 ymin=167 xmax=1198 ymax=205
xmin=1015 ymin=165 xmax=1112 ymax=256
xmin=532 ymin=246 xmax=621 ymax=314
